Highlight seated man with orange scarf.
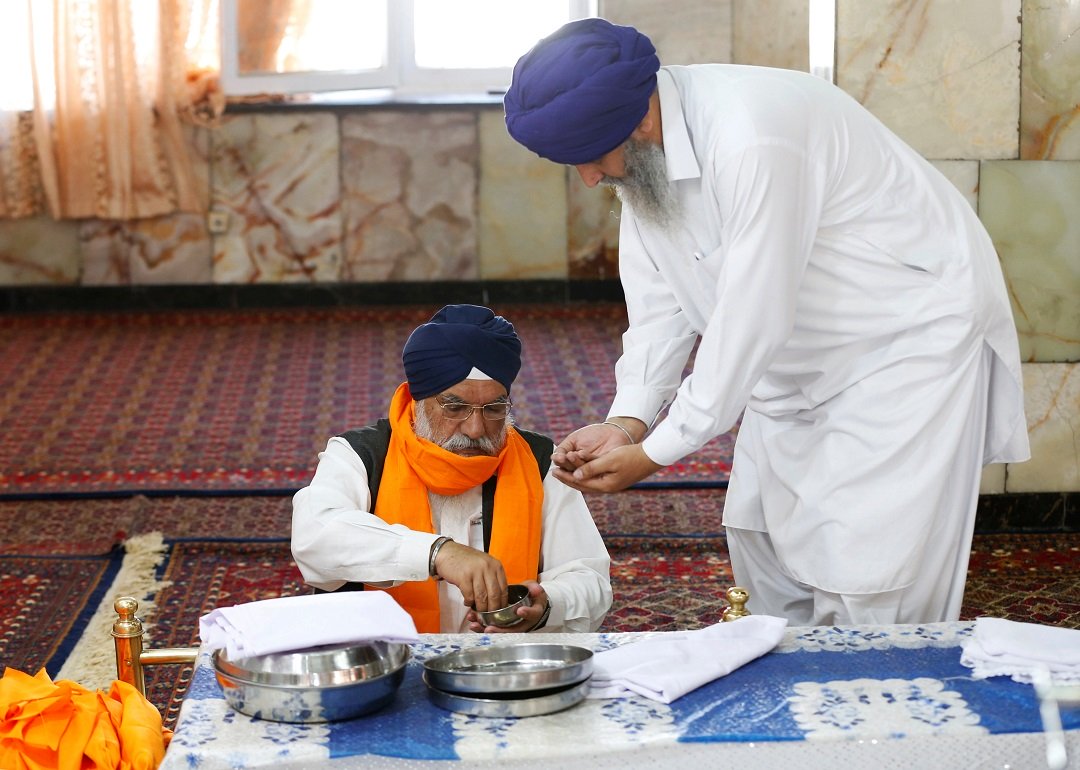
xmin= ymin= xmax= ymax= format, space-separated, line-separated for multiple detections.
xmin=291 ymin=304 xmax=612 ymax=633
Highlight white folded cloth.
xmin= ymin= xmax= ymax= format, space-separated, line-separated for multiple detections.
xmin=588 ymin=615 xmax=787 ymax=703
xmin=960 ymin=617 xmax=1080 ymax=684
xmin=199 ymin=591 xmax=419 ymax=659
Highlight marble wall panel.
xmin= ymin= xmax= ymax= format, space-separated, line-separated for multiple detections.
xmin=1007 ymin=363 xmax=1080 ymax=492
xmin=79 ymin=128 xmax=214 ymax=286
xmin=341 ymin=111 xmax=479 ymax=282
xmin=0 ymin=217 xmax=80 ymax=285
xmin=568 ymin=182 xmax=621 ymax=280
xmin=732 ymin=0 xmax=810 ymax=71
xmin=1020 ymin=0 xmax=1080 ymax=160
xmin=836 ymin=0 xmax=1021 ymax=159
xmin=978 ymin=160 xmax=1080 ymax=363
xmin=79 ymin=214 xmax=213 ymax=286
xmin=211 ymin=113 xmax=341 ymax=283
xmin=478 ymin=111 xmax=568 ymax=280
xmin=601 ymin=0 xmax=734 ymax=64
xmin=980 ymin=462 xmax=1007 ymax=495
xmin=930 ymin=160 xmax=979 ymax=210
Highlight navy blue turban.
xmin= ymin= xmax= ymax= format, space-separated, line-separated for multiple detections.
xmin=402 ymin=305 xmax=522 ymax=400
xmin=503 ymin=18 xmax=659 ymax=165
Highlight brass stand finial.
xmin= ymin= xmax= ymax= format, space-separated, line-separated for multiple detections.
xmin=721 ymin=586 xmax=751 ymax=622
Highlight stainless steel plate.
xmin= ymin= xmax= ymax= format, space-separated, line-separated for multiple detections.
xmin=424 ymin=674 xmax=591 ymax=718
xmin=422 ymin=643 xmax=593 ymax=694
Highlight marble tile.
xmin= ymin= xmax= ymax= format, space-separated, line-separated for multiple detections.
xmin=211 ymin=113 xmax=342 ymax=283
xmin=1006 ymin=363 xmax=1080 ymax=493
xmin=930 ymin=160 xmax=979 ymax=210
xmin=978 ymin=160 xmax=1080 ymax=363
xmin=601 ymin=0 xmax=733 ymax=64
xmin=478 ymin=110 xmax=568 ymax=280
xmin=980 ymin=463 xmax=1006 ymax=495
xmin=0 ymin=218 xmax=80 ymax=285
xmin=568 ymin=182 xmax=621 ymax=280
xmin=1020 ymin=0 xmax=1080 ymax=160
xmin=79 ymin=215 xmax=213 ymax=286
xmin=836 ymin=0 xmax=1021 ymax=159
xmin=341 ymin=110 xmax=478 ymax=282
xmin=733 ymin=0 xmax=810 ymax=71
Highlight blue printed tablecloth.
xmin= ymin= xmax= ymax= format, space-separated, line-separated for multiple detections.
xmin=160 ymin=621 xmax=1080 ymax=769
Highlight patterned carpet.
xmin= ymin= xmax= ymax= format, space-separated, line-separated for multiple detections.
xmin=0 ymin=305 xmax=733 ymax=496
xmin=0 ymin=549 xmax=124 ymax=676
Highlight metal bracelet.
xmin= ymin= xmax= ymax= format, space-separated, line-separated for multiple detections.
xmin=529 ymin=601 xmax=552 ymax=632
xmin=602 ymin=420 xmax=635 ymax=445
xmin=428 ymin=536 xmax=452 ymax=578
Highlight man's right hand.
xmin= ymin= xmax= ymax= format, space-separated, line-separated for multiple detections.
xmin=552 ymin=420 xmax=642 ymax=473
xmin=432 ymin=540 xmax=508 ymax=612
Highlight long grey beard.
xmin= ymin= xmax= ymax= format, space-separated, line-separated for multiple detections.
xmin=606 ymin=139 xmax=682 ymax=232
xmin=413 ymin=402 xmax=510 ymax=456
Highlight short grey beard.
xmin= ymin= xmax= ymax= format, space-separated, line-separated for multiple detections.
xmin=605 ymin=138 xmax=682 ymax=231
xmin=413 ymin=401 xmax=511 ymax=456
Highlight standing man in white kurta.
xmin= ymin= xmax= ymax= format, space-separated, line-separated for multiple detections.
xmin=292 ymin=304 xmax=611 ymax=634
xmin=503 ymin=19 xmax=1029 ymax=625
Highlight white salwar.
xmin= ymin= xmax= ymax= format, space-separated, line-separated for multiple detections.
xmin=292 ymin=436 xmax=612 ymax=633
xmin=609 ymin=65 xmax=1030 ymax=625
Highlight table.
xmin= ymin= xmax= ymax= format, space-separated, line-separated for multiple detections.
xmin=160 ymin=621 xmax=1080 ymax=769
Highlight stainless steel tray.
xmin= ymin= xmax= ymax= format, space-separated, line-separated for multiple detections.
xmin=422 ymin=643 xmax=593 ymax=694
xmin=424 ymin=674 xmax=591 ymax=718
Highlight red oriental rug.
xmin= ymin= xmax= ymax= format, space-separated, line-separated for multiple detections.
xmin=0 ymin=305 xmax=734 ymax=497
xmin=0 ymin=549 xmax=124 ymax=677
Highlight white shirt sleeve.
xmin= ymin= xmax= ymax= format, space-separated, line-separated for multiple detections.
xmin=291 ymin=436 xmax=438 ymax=591
xmin=536 ymin=463 xmax=613 ymax=633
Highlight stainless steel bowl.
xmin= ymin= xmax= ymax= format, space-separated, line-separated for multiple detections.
xmin=212 ymin=640 xmax=410 ymax=723
xmin=475 ymin=583 xmax=532 ymax=628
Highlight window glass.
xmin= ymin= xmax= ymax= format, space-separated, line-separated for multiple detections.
xmin=413 ymin=0 xmax=574 ymax=70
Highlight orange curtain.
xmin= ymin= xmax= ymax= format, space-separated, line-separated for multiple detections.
xmin=0 ymin=0 xmax=225 ymax=220
xmin=237 ymin=0 xmax=308 ymax=74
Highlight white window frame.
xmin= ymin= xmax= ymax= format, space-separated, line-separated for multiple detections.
xmin=220 ymin=0 xmax=596 ymax=98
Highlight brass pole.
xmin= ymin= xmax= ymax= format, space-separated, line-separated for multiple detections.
xmin=112 ymin=596 xmax=146 ymax=695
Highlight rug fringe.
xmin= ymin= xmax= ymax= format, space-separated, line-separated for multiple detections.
xmin=56 ymin=532 xmax=170 ymax=691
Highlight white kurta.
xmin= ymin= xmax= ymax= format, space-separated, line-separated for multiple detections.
xmin=609 ymin=65 xmax=1029 ymax=617
xmin=291 ymin=435 xmax=612 ymax=633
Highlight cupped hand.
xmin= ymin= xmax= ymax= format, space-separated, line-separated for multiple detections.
xmin=432 ymin=541 xmax=508 ymax=612
xmin=552 ymin=422 xmax=635 ymax=473
xmin=550 ymin=443 xmax=663 ymax=493
xmin=466 ymin=581 xmax=549 ymax=634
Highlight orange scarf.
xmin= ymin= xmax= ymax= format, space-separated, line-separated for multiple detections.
xmin=0 ymin=667 xmax=169 ymax=770
xmin=374 ymin=383 xmax=543 ymax=632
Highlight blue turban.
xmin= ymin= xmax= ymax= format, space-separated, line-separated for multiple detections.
xmin=503 ymin=18 xmax=659 ymax=165
xmin=402 ymin=305 xmax=522 ymax=400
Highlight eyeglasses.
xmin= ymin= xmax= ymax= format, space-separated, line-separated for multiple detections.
xmin=434 ymin=396 xmax=512 ymax=421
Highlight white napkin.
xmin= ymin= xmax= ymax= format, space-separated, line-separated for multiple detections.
xmin=588 ymin=615 xmax=787 ymax=703
xmin=199 ymin=592 xmax=419 ymax=659
xmin=960 ymin=617 xmax=1080 ymax=684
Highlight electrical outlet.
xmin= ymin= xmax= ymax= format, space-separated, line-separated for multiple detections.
xmin=207 ymin=210 xmax=230 ymax=234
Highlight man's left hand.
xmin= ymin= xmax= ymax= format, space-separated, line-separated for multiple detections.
xmin=466 ymin=580 xmax=549 ymax=633
xmin=551 ymin=444 xmax=663 ymax=493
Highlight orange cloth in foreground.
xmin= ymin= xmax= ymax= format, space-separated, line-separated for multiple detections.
xmin=0 ymin=668 xmax=169 ymax=770
xmin=375 ymin=383 xmax=544 ymax=632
